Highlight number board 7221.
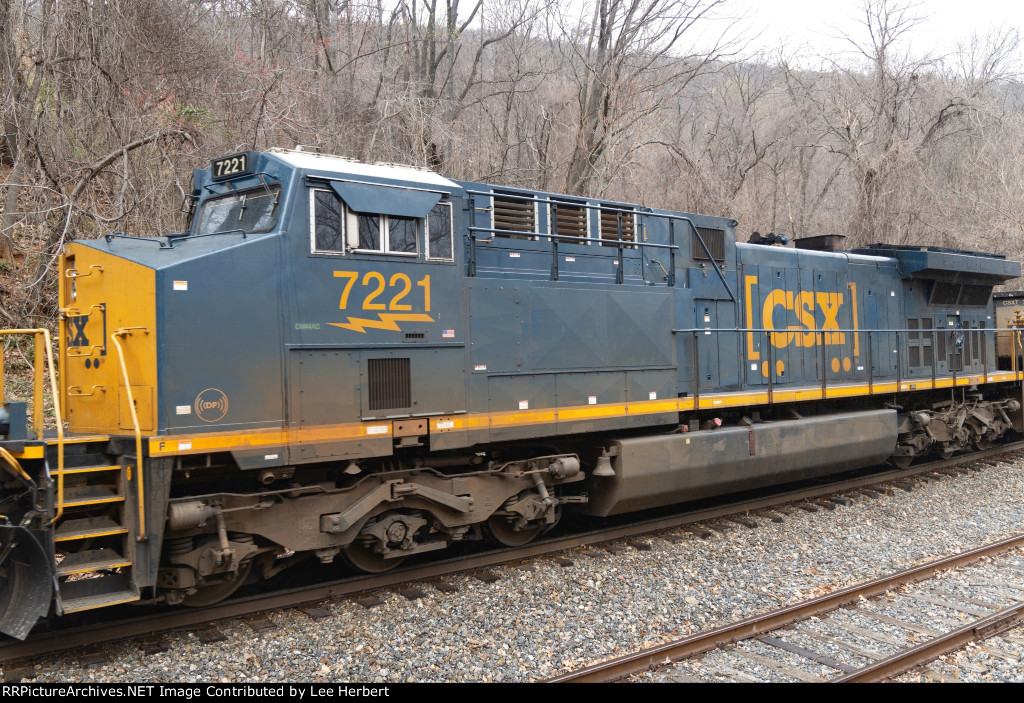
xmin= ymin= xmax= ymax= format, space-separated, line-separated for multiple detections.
xmin=210 ymin=152 xmax=251 ymax=181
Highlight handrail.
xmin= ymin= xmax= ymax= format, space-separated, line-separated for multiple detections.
xmin=64 ymin=265 xmax=103 ymax=278
xmin=0 ymin=446 xmax=33 ymax=484
xmin=63 ymin=303 xmax=105 ymax=317
xmin=66 ymin=385 xmax=107 ymax=397
xmin=65 ymin=345 xmax=105 ymax=358
xmin=110 ymin=327 xmax=149 ymax=541
xmin=0 ymin=328 xmax=64 ymax=522
xmin=677 ymin=326 xmax=1021 ymax=406
xmin=466 ymin=225 xmax=679 ymax=251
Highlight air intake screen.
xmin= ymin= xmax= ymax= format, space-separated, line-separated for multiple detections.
xmin=599 ymin=207 xmax=635 ymax=245
xmin=693 ymin=227 xmax=726 ymax=261
xmin=930 ymin=282 xmax=960 ymax=306
xmin=551 ymin=200 xmax=587 ymax=239
xmin=959 ymin=285 xmax=991 ymax=306
xmin=493 ymin=192 xmax=535 ymax=236
xmin=368 ymin=358 xmax=411 ymax=411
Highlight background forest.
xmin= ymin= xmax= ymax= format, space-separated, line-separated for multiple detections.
xmin=1 ymin=0 xmax=1022 ymax=327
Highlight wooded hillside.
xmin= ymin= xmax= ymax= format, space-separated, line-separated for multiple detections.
xmin=2 ymin=0 xmax=1022 ymax=327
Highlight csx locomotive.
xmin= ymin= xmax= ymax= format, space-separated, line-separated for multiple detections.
xmin=0 ymin=148 xmax=1021 ymax=639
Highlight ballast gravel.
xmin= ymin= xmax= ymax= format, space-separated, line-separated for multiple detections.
xmin=9 ymin=456 xmax=1024 ymax=683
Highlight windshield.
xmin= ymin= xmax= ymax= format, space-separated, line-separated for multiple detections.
xmin=195 ymin=186 xmax=280 ymax=235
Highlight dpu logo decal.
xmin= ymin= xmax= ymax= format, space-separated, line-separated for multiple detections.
xmin=194 ymin=388 xmax=230 ymax=422
xmin=329 ymin=270 xmax=434 ymax=333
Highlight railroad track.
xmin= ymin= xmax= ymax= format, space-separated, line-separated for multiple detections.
xmin=3 ymin=442 xmax=1023 ymax=671
xmin=547 ymin=533 xmax=1024 ymax=682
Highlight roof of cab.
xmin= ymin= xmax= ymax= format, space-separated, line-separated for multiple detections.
xmin=267 ymin=148 xmax=459 ymax=190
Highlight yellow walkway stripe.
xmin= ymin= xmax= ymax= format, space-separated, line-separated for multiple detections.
xmin=131 ymin=370 xmax=1024 ymax=456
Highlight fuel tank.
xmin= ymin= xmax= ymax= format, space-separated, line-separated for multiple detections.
xmin=586 ymin=409 xmax=898 ymax=516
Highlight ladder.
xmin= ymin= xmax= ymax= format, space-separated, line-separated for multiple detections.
xmin=52 ymin=448 xmax=140 ymax=612
xmin=1 ymin=328 xmax=142 ymax=614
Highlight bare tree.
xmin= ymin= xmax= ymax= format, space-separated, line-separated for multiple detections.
xmin=558 ymin=0 xmax=736 ymax=195
xmin=786 ymin=0 xmax=1021 ymax=246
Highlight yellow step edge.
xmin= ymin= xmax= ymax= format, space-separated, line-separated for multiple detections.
xmin=59 ymin=465 xmax=120 ymax=475
xmin=51 ymin=434 xmax=111 ymax=445
xmin=58 ymin=560 xmax=132 ymax=576
xmin=54 ymin=527 xmax=129 ymax=542
xmin=60 ymin=593 xmax=140 ymax=613
xmin=63 ymin=496 xmax=125 ymax=507
xmin=7 ymin=446 xmax=44 ymax=459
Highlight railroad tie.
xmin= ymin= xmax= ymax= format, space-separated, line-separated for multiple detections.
xmin=758 ymin=635 xmax=859 ymax=674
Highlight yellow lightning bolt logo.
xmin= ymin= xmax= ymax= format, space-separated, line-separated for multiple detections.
xmin=329 ymin=313 xmax=435 ymax=333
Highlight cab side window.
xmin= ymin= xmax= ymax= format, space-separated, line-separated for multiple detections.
xmin=356 ymin=213 xmax=382 ymax=251
xmin=310 ymin=186 xmax=451 ymax=260
xmin=389 ymin=216 xmax=419 ymax=254
xmin=350 ymin=212 xmax=420 ymax=255
xmin=427 ymin=202 xmax=453 ymax=261
xmin=311 ymin=188 xmax=345 ymax=253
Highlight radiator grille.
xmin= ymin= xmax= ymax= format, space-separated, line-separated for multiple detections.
xmin=930 ymin=281 xmax=960 ymax=306
xmin=367 ymin=358 xmax=411 ymax=411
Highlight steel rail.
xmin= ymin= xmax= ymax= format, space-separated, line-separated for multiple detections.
xmin=3 ymin=444 xmax=1022 ymax=666
xmin=832 ymin=601 xmax=1024 ymax=682
xmin=547 ymin=533 xmax=1024 ymax=683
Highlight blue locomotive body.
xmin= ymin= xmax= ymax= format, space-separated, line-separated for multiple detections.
xmin=0 ymin=148 xmax=1020 ymax=638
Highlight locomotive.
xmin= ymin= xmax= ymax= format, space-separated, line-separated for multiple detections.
xmin=0 ymin=147 xmax=1021 ymax=639
xmin=994 ymin=291 xmax=1024 ymax=371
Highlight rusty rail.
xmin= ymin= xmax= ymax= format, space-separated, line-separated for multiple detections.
xmin=548 ymin=532 xmax=1024 ymax=683
xmin=834 ymin=600 xmax=1024 ymax=682
xmin=2 ymin=443 xmax=1022 ymax=666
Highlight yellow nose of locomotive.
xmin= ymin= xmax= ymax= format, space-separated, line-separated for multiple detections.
xmin=60 ymin=243 xmax=158 ymax=435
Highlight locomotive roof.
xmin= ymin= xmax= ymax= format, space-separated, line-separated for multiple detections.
xmin=268 ymin=149 xmax=460 ymax=190
xmin=853 ymin=244 xmax=1019 ymax=282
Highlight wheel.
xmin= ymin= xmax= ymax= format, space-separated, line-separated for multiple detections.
xmin=182 ymin=558 xmax=253 ymax=607
xmin=341 ymin=540 xmax=406 ymax=573
xmin=483 ymin=514 xmax=546 ymax=547
xmin=888 ymin=454 xmax=914 ymax=469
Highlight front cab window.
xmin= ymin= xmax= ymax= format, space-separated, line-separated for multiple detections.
xmin=196 ymin=186 xmax=281 ymax=236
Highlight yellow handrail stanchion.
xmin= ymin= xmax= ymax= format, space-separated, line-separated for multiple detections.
xmin=0 ymin=329 xmax=64 ymax=522
xmin=41 ymin=329 xmax=64 ymax=525
xmin=0 ymin=446 xmax=33 ymax=483
xmin=111 ymin=328 xmax=148 ymax=541
xmin=33 ymin=333 xmax=44 ymax=438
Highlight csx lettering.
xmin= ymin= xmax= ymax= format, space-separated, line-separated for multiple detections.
xmin=68 ymin=315 xmax=90 ymax=347
xmin=333 ymin=271 xmax=431 ymax=312
xmin=762 ymin=290 xmax=846 ymax=348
